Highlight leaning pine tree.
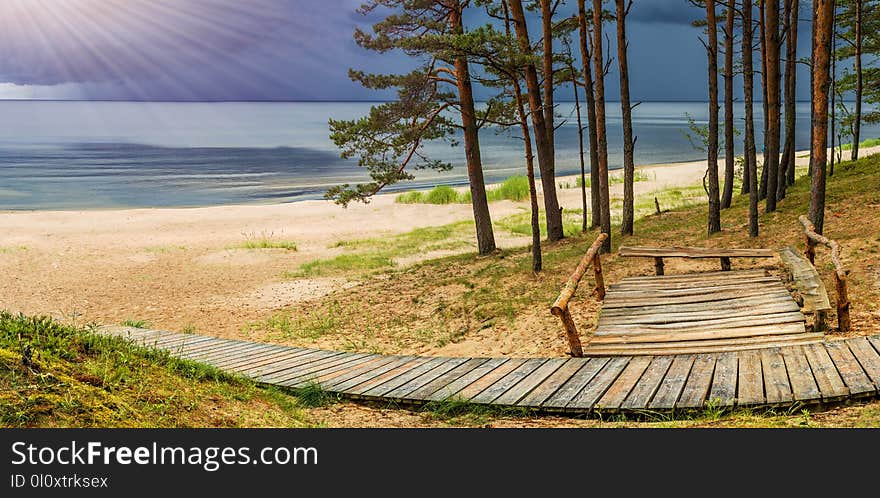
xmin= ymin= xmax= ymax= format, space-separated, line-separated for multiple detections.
xmin=327 ymin=0 xmax=497 ymax=255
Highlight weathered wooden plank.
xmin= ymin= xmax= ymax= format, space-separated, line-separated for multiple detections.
xmin=619 ymin=356 xmax=673 ymax=409
xmin=825 ymin=342 xmax=876 ymax=396
xmin=598 ymin=295 xmax=798 ymax=318
xmin=175 ymin=338 xmax=249 ymax=357
xmin=407 ymin=358 xmax=490 ymax=401
xmin=422 ymin=358 xmax=509 ymax=402
xmin=595 ymin=356 xmax=653 ymax=410
xmin=607 ymin=281 xmax=782 ymax=297
xmin=603 ymin=289 xmax=792 ymax=308
xmin=779 ymin=247 xmax=832 ymax=312
xmin=707 ymin=352 xmax=738 ymax=406
xmin=516 ymin=359 xmax=590 ymax=407
xmin=846 ymin=337 xmax=880 ymax=389
xmin=471 ymin=359 xmax=548 ymax=404
xmin=314 ymin=355 xmax=403 ymax=390
xmin=619 ymin=246 xmax=774 ymax=258
xmin=382 ymin=358 xmax=470 ymax=400
xmin=736 ymin=349 xmax=765 ymax=406
xmin=803 ymin=343 xmax=850 ymax=401
xmin=542 ymin=358 xmax=610 ymax=409
xmin=252 ymin=350 xmax=346 ymax=381
xmin=324 ymin=356 xmax=416 ymax=392
xmin=568 ymin=357 xmax=630 ymax=411
xmin=591 ymin=323 xmax=807 ymax=344
xmin=584 ymin=333 xmax=824 ymax=355
xmin=209 ymin=345 xmax=305 ymax=370
xmin=286 ymin=354 xmax=385 ymax=388
xmin=676 ymin=354 xmax=717 ymax=409
xmin=454 ymin=359 xmax=528 ymax=401
xmin=359 ymin=357 xmax=451 ymax=398
xmin=647 ymin=355 xmax=695 ymax=410
xmin=493 ymin=358 xmax=568 ymax=406
xmin=609 ymin=276 xmax=779 ymax=290
xmin=186 ymin=342 xmax=286 ymax=365
xmin=343 ymin=357 xmax=432 ymax=395
xmin=623 ymin=269 xmax=769 ymax=282
xmin=597 ymin=304 xmax=801 ymax=325
xmin=780 ymin=346 xmax=821 ymax=402
xmin=595 ymin=312 xmax=805 ymax=334
xmin=760 ymin=348 xmax=793 ymax=405
xmin=272 ymin=353 xmax=373 ymax=386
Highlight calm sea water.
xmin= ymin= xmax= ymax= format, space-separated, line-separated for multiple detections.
xmin=0 ymin=101 xmax=875 ymax=210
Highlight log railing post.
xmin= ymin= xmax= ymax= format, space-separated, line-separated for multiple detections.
xmin=720 ymin=257 xmax=732 ymax=271
xmin=593 ymin=254 xmax=605 ymax=300
xmin=654 ymin=257 xmax=665 ymax=276
xmin=551 ymin=233 xmax=609 ymax=357
xmin=798 ymin=215 xmax=850 ymax=332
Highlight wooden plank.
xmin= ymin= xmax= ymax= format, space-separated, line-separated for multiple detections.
xmin=648 ymin=355 xmax=695 ymax=410
xmin=676 ymin=354 xmax=717 ymax=409
xmin=381 ymin=358 xmax=470 ymax=400
xmin=359 ymin=357 xmax=451 ymax=398
xmin=603 ymin=288 xmax=793 ymax=308
xmin=760 ymin=348 xmax=793 ymax=405
xmin=186 ymin=342 xmax=286 ymax=364
xmin=272 ymin=353 xmax=373 ymax=385
xmin=406 ymin=358 xmax=490 ymax=401
xmin=323 ymin=356 xmax=416 ymax=392
xmin=780 ymin=346 xmax=821 ymax=402
xmin=607 ymin=281 xmax=782 ymax=298
xmin=175 ymin=338 xmax=250 ymax=357
xmin=584 ymin=333 xmax=824 ymax=355
xmin=454 ymin=359 xmax=529 ymax=401
xmin=345 ymin=357 xmax=433 ymax=396
xmin=422 ymin=358 xmax=509 ymax=402
xmin=825 ymin=341 xmax=876 ymax=396
xmin=736 ymin=349 xmax=765 ymax=406
xmin=620 ymin=356 xmax=674 ymax=409
xmin=252 ymin=350 xmax=346 ymax=380
xmin=846 ymin=337 xmax=880 ymax=388
xmin=493 ymin=358 xmax=568 ymax=406
xmin=619 ymin=246 xmax=774 ymax=258
xmin=286 ymin=354 xmax=385 ymax=388
xmin=315 ymin=356 xmax=404 ymax=390
xmin=803 ymin=343 xmax=850 ymax=401
xmin=209 ymin=345 xmax=306 ymax=370
xmin=568 ymin=357 xmax=630 ymax=411
xmin=516 ymin=359 xmax=590 ymax=407
xmin=598 ymin=295 xmax=798 ymax=318
xmin=595 ymin=312 xmax=805 ymax=333
xmin=591 ymin=323 xmax=807 ymax=344
xmin=542 ymin=358 xmax=610 ymax=409
xmin=779 ymin=247 xmax=832 ymax=311
xmin=609 ymin=276 xmax=779 ymax=290
xmin=471 ymin=359 xmax=548 ymax=405
xmin=708 ymin=352 xmax=738 ymax=406
xmin=597 ymin=303 xmax=801 ymax=325
xmin=624 ymin=269 xmax=768 ymax=282
xmin=595 ymin=356 xmax=653 ymax=410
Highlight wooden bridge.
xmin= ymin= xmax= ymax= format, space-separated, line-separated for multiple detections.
xmin=104 ymin=217 xmax=877 ymax=415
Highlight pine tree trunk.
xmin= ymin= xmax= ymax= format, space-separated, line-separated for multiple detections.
xmin=616 ymin=0 xmax=635 ymax=235
xmin=786 ymin=0 xmax=799 ymax=187
xmin=722 ymin=4 xmax=735 ymax=209
xmin=780 ymin=0 xmax=798 ymax=197
xmin=809 ymin=0 xmax=817 ymax=177
xmin=811 ymin=0 xmax=835 ymax=235
xmin=759 ymin=0 xmax=770 ymax=200
xmin=508 ymin=0 xmax=564 ymax=242
xmin=592 ymin=0 xmax=612 ymax=252
xmin=830 ymin=4 xmax=837 ymax=177
xmin=744 ymin=0 xmax=760 ymax=237
xmin=853 ymin=0 xmax=862 ymax=161
xmin=572 ymin=69 xmax=588 ymax=233
xmin=449 ymin=6 xmax=495 ymax=255
xmin=707 ymin=0 xmax=722 ymax=234
xmin=577 ymin=0 xmax=601 ymax=229
xmin=765 ymin=0 xmax=781 ymax=212
xmin=541 ymin=0 xmax=555 ymax=176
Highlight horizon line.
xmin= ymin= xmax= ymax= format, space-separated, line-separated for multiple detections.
xmin=0 ymin=98 xmax=825 ymax=104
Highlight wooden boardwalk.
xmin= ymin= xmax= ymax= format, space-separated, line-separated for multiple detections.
xmin=104 ymin=326 xmax=880 ymax=415
xmin=585 ymin=269 xmax=824 ymax=356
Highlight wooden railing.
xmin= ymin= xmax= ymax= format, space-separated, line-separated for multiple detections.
xmin=550 ymin=233 xmax=608 ymax=357
xmin=799 ymin=215 xmax=851 ymax=332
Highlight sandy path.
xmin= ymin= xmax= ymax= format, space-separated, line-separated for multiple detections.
xmin=1 ymin=146 xmax=873 ymax=338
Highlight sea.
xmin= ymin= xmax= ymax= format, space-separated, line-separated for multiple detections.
xmin=0 ymin=100 xmax=875 ymax=210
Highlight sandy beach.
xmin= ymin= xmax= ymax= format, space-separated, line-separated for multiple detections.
xmin=1 ymin=146 xmax=873 ymax=343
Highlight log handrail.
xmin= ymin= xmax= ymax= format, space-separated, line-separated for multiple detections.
xmin=550 ymin=233 xmax=608 ymax=357
xmin=798 ymin=215 xmax=851 ymax=331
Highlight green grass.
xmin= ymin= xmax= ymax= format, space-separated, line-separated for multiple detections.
xmin=144 ymin=245 xmax=187 ymax=253
xmin=234 ymin=239 xmax=298 ymax=251
xmin=0 ymin=311 xmax=312 ymax=427
xmin=121 ymin=319 xmax=150 ymax=329
xmin=420 ymin=397 xmax=534 ymax=426
xmin=251 ymin=302 xmax=344 ymax=340
xmin=840 ymin=136 xmax=880 ymax=151
xmin=395 ymin=175 xmax=532 ymax=205
xmin=558 ymin=169 xmax=652 ymax=189
xmin=0 ymin=246 xmax=27 ymax=254
xmin=288 ymin=254 xmax=395 ymax=278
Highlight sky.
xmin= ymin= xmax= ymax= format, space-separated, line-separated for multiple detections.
xmin=0 ymin=0 xmax=815 ymax=102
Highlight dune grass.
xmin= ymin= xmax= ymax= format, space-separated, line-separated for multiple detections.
xmin=840 ymin=136 xmax=880 ymax=151
xmin=557 ymin=169 xmax=652 ymax=189
xmin=0 ymin=312 xmax=313 ymax=427
xmin=395 ymin=175 xmax=531 ymax=205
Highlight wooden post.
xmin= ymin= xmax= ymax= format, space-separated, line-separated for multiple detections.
xmin=720 ymin=256 xmax=732 ymax=271
xmin=654 ymin=257 xmax=665 ymax=275
xmin=835 ymin=271 xmax=851 ymax=332
xmin=654 ymin=196 xmax=661 ymax=216
xmin=558 ymin=308 xmax=584 ymax=357
xmin=593 ymin=253 xmax=605 ymax=300
xmin=814 ymin=310 xmax=828 ymax=332
xmin=805 ymin=236 xmax=815 ymax=265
